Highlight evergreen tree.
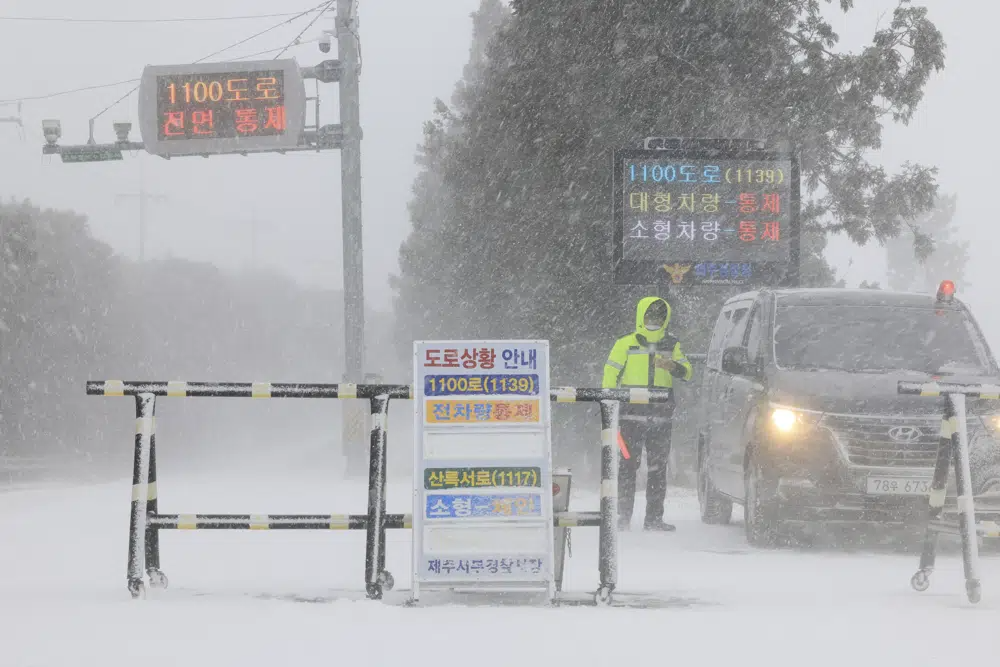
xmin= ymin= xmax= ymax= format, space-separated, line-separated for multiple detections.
xmin=394 ymin=0 xmax=945 ymax=382
xmin=886 ymin=193 xmax=967 ymax=293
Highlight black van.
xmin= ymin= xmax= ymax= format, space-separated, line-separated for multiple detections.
xmin=694 ymin=282 xmax=1000 ymax=545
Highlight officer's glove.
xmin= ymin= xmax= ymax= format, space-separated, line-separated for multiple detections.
xmin=655 ymin=357 xmax=677 ymax=372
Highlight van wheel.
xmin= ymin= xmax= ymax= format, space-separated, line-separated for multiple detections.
xmin=974 ymin=466 xmax=1000 ymax=497
xmin=744 ymin=448 xmax=781 ymax=547
xmin=698 ymin=439 xmax=732 ymax=524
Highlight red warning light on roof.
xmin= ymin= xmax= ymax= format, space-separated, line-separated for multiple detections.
xmin=939 ymin=280 xmax=956 ymax=296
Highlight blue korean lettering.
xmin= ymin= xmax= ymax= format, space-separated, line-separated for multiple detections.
xmin=426 ymin=496 xmax=452 ymax=518
xmin=427 ymin=559 xmax=441 ymax=574
xmin=432 ymin=403 xmax=451 ymax=421
xmin=694 ymin=263 xmax=707 ymax=278
xmin=473 ymin=403 xmax=493 ymax=420
xmin=703 ymin=165 xmax=722 ymax=183
xmin=679 ymin=165 xmax=697 ymax=183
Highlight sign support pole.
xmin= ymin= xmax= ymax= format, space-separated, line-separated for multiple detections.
xmin=338 ymin=0 xmax=367 ymax=474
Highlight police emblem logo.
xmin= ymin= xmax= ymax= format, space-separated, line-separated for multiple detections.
xmin=662 ymin=263 xmax=692 ymax=284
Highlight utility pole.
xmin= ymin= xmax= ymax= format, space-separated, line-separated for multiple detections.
xmin=250 ymin=214 xmax=258 ymax=271
xmin=114 ymin=159 xmax=168 ymax=262
xmin=337 ymin=0 xmax=368 ymax=476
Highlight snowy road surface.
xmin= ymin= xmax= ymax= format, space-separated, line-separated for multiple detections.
xmin=3 ymin=469 xmax=1000 ymax=667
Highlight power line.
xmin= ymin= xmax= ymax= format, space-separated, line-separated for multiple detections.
xmin=90 ymin=2 xmax=333 ymax=123
xmin=194 ymin=0 xmax=331 ymax=64
xmin=274 ymin=0 xmax=334 ymax=59
xmin=0 ymin=10 xmax=324 ymax=25
xmin=0 ymin=1 xmax=331 ymax=108
xmin=0 ymin=38 xmax=322 ymax=106
xmin=0 ymin=78 xmax=139 ymax=104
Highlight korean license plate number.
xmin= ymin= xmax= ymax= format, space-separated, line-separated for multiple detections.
xmin=866 ymin=476 xmax=932 ymax=496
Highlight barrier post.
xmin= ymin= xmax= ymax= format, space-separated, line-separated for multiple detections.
xmin=596 ymin=398 xmax=620 ymax=604
xmin=950 ymin=393 xmax=982 ymax=601
xmin=365 ymin=392 xmax=393 ymax=599
xmin=899 ymin=380 xmax=998 ymax=603
xmin=145 ymin=422 xmax=168 ymax=589
xmin=912 ymin=393 xmax=956 ymax=589
xmin=126 ymin=393 xmax=155 ymax=599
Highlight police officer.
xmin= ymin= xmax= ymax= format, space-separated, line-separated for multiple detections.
xmin=602 ymin=296 xmax=692 ymax=531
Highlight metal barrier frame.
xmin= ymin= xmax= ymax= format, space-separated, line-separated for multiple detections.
xmin=898 ymin=381 xmax=1000 ymax=604
xmin=87 ymin=380 xmax=671 ymax=603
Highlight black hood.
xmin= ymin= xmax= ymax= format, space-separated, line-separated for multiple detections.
xmin=767 ymin=369 xmax=1000 ymax=417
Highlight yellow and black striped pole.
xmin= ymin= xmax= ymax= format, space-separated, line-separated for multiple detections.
xmin=126 ymin=393 xmax=155 ymax=599
xmin=899 ymin=381 xmax=991 ymax=603
xmin=365 ymin=392 xmax=393 ymax=599
xmin=597 ymin=398 xmax=620 ymax=605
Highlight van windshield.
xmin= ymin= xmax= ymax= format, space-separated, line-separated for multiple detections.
xmin=773 ymin=304 xmax=992 ymax=374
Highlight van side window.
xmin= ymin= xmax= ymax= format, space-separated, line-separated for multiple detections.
xmin=745 ymin=305 xmax=763 ymax=364
xmin=706 ymin=308 xmax=734 ymax=371
xmin=724 ymin=306 xmax=751 ymax=350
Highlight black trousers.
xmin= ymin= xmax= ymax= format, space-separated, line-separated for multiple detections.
xmin=618 ymin=416 xmax=673 ymax=524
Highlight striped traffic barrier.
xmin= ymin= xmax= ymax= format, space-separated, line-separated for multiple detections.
xmin=87 ymin=380 xmax=672 ymax=601
xmin=898 ymin=380 xmax=1000 ymax=604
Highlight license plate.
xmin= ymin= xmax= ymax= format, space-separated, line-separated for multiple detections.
xmin=866 ymin=476 xmax=932 ymax=496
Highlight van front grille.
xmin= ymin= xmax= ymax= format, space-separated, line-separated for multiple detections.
xmin=822 ymin=414 xmax=978 ymax=468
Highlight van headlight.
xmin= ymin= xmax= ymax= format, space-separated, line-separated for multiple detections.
xmin=979 ymin=415 xmax=1000 ymax=438
xmin=768 ymin=404 xmax=820 ymax=434
xmin=771 ymin=408 xmax=797 ymax=432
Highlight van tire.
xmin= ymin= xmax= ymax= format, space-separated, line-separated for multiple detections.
xmin=698 ymin=438 xmax=732 ymax=524
xmin=744 ymin=447 xmax=781 ymax=547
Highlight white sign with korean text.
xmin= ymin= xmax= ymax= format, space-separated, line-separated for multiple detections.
xmin=412 ymin=340 xmax=554 ymax=600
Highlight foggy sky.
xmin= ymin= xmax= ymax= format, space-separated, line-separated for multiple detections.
xmin=2 ymin=1 xmax=998 ymax=348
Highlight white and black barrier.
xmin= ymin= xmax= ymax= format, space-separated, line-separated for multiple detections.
xmin=86 ymin=380 xmax=670 ymax=603
xmin=898 ymin=381 xmax=1000 ymax=604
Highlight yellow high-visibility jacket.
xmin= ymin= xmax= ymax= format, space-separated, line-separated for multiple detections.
xmin=602 ymin=296 xmax=692 ymax=390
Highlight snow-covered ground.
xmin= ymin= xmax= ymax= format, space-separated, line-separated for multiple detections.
xmin=3 ymin=465 xmax=1000 ymax=667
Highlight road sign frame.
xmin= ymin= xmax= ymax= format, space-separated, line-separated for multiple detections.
xmin=612 ymin=140 xmax=801 ymax=287
xmin=137 ymin=59 xmax=307 ymax=158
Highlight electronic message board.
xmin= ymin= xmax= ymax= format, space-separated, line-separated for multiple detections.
xmin=137 ymin=59 xmax=306 ymax=158
xmin=613 ymin=143 xmax=800 ymax=287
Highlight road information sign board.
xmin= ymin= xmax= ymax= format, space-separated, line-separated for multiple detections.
xmin=412 ymin=340 xmax=554 ymax=600
xmin=137 ymin=59 xmax=307 ymax=158
xmin=613 ymin=139 xmax=800 ymax=287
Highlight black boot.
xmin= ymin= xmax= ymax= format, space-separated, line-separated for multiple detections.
xmin=643 ymin=519 xmax=676 ymax=532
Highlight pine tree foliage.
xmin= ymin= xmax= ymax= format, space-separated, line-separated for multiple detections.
xmin=885 ymin=193 xmax=968 ymax=293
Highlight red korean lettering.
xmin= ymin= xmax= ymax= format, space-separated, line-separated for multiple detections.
xmin=191 ymin=110 xmax=214 ymax=136
xmin=442 ymin=349 xmax=460 ymax=368
xmin=460 ymin=349 xmax=477 ymax=370
xmin=263 ymin=105 xmax=286 ymax=131
xmin=162 ymin=111 xmax=184 ymax=137
xmin=761 ymin=221 xmax=780 ymax=241
xmin=476 ymin=348 xmax=496 ymax=369
xmin=761 ymin=193 xmax=781 ymax=214
xmin=739 ymin=221 xmax=757 ymax=242
xmin=425 ymin=349 xmax=443 ymax=367
xmin=234 ymin=108 xmax=259 ymax=134
xmin=738 ymin=193 xmax=758 ymax=214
